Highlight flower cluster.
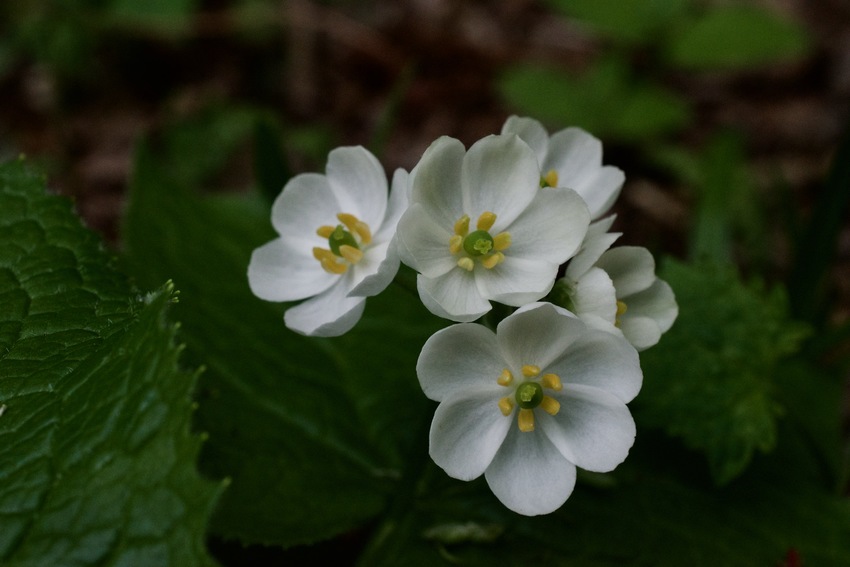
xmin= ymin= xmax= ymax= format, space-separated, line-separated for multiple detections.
xmin=248 ymin=116 xmax=678 ymax=516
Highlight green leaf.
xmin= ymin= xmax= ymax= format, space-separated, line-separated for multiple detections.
xmin=667 ymin=6 xmax=811 ymax=69
xmin=0 ymin=160 xmax=220 ymax=566
xmin=635 ymin=259 xmax=810 ymax=484
xmin=499 ymin=59 xmax=690 ymax=141
xmin=546 ymin=0 xmax=691 ymax=44
xmin=122 ymin=141 xmax=443 ymax=547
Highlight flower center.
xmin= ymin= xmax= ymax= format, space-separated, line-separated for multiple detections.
xmin=313 ymin=212 xmax=372 ymax=275
xmin=540 ymin=169 xmax=559 ymax=188
xmin=449 ymin=211 xmax=511 ymax=272
xmin=496 ymin=364 xmax=563 ymax=432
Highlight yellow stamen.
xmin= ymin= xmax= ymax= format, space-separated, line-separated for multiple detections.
xmin=476 ymin=211 xmax=497 ymax=231
xmin=317 ymin=225 xmax=335 ymax=238
xmin=481 ymin=252 xmax=504 ymax=269
xmin=616 ymin=300 xmax=628 ymax=316
xmin=449 ymin=234 xmax=463 ymax=255
xmin=521 ymin=365 xmax=540 ymax=378
xmin=497 ymin=368 xmax=513 ymax=386
xmin=313 ymin=247 xmax=334 ymax=261
xmin=493 ymin=232 xmax=511 ymax=251
xmin=457 ymin=257 xmax=475 ymax=271
xmin=454 ymin=214 xmax=470 ymax=236
xmin=320 ymin=257 xmax=348 ymax=274
xmin=542 ymin=169 xmax=559 ymax=188
xmin=498 ymin=397 xmax=515 ymax=416
xmin=541 ymin=373 xmax=563 ymax=391
xmin=337 ymin=213 xmax=372 ymax=244
xmin=518 ymin=409 xmax=535 ymax=432
xmin=338 ymin=245 xmax=363 ymax=264
xmin=540 ymin=395 xmax=560 ymax=416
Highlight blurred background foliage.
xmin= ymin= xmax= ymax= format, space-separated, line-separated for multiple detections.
xmin=2 ymin=0 xmax=850 ymax=565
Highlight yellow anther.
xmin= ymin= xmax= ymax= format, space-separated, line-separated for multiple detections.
xmin=338 ymin=245 xmax=363 ymax=264
xmin=616 ymin=300 xmax=628 ymax=316
xmin=541 ymin=373 xmax=563 ymax=391
xmin=317 ymin=225 xmax=335 ymax=238
xmin=320 ymin=257 xmax=348 ymax=274
xmin=493 ymin=232 xmax=511 ymax=251
xmin=476 ymin=211 xmax=497 ymax=231
xmin=449 ymin=234 xmax=463 ymax=255
xmin=521 ymin=365 xmax=541 ymax=378
xmin=498 ymin=397 xmax=515 ymax=416
xmin=497 ymin=368 xmax=513 ymax=386
xmin=457 ymin=257 xmax=475 ymax=271
xmin=481 ymin=252 xmax=504 ymax=270
xmin=540 ymin=395 xmax=560 ymax=416
xmin=518 ymin=409 xmax=535 ymax=432
xmin=542 ymin=169 xmax=559 ymax=188
xmin=337 ymin=213 xmax=372 ymax=245
xmin=454 ymin=214 xmax=470 ymax=236
xmin=313 ymin=247 xmax=334 ymax=261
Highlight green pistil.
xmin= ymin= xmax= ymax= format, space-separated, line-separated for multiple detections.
xmin=463 ymin=230 xmax=494 ymax=256
xmin=515 ymin=381 xmax=544 ymax=409
xmin=328 ymin=225 xmax=359 ymax=256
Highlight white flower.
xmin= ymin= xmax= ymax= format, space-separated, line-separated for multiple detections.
xmin=417 ymin=302 xmax=642 ymax=516
xmin=248 ymin=146 xmax=408 ymax=336
xmin=594 ymin=246 xmax=678 ymax=351
xmin=554 ymin=242 xmax=678 ymax=351
xmin=397 ymin=134 xmax=590 ymax=322
xmin=501 ymin=116 xmax=625 ymax=220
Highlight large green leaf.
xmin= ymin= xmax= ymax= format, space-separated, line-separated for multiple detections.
xmin=122 ymin=142 xmax=443 ymax=547
xmin=636 ymin=259 xmax=810 ymax=484
xmin=0 ymin=160 xmax=219 ymax=566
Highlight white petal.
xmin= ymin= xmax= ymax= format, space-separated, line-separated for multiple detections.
xmin=546 ymin=329 xmax=642 ymax=403
xmin=625 ymin=278 xmax=678 ymax=334
xmin=430 ymin=391 xmax=511 ymax=481
xmin=539 ymin=384 xmax=636 ymax=473
xmin=571 ymin=267 xmax=617 ymax=323
xmin=500 ymin=116 xmax=549 ymax=164
xmin=417 ymin=323 xmax=504 ymax=401
xmin=348 ymin=240 xmax=399 ymax=297
xmin=596 ymin=246 xmax=656 ymax=298
xmin=496 ymin=302 xmax=585 ymax=373
xmin=247 ymin=238 xmax=336 ymax=301
xmin=461 ymin=134 xmax=539 ymax=230
xmin=283 ymin=281 xmax=366 ymax=337
xmin=565 ymin=217 xmax=621 ymax=280
xmin=475 ymin=256 xmax=557 ymax=307
xmin=272 ymin=173 xmax=341 ymax=248
xmin=484 ymin=425 xmax=577 ymax=516
xmin=417 ymin=270 xmax=491 ymax=322
xmin=372 ymin=168 xmax=410 ymax=243
xmin=543 ymin=128 xmax=622 ymax=220
xmin=619 ymin=315 xmax=662 ymax=351
xmin=543 ymin=127 xmax=603 ymax=188
xmin=578 ymin=166 xmax=625 ymax=220
xmin=505 ymin=187 xmax=590 ymax=265
xmin=326 ymin=146 xmax=387 ymax=227
xmin=396 ymin=204 xmax=455 ymax=278
xmin=410 ymin=136 xmax=466 ymax=229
